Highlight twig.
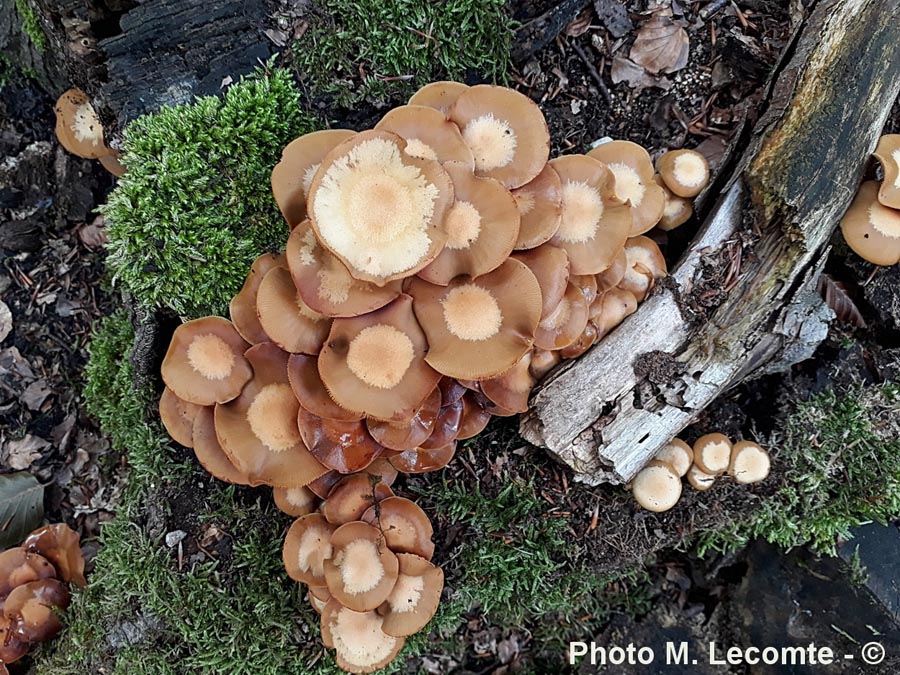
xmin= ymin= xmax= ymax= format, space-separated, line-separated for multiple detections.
xmin=570 ymin=40 xmax=612 ymax=105
xmin=700 ymin=0 xmax=729 ymax=20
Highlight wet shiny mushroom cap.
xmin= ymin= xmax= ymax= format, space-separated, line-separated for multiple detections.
xmin=283 ymin=513 xmax=336 ymax=587
xmin=0 ymin=548 xmax=56 ymax=598
xmin=230 ymin=252 xmax=284 ymax=344
xmin=389 ymin=441 xmax=457 ymax=474
xmin=256 ymin=266 xmax=331 ymax=355
xmin=587 ymin=140 xmax=666 ymax=235
xmin=375 ymin=105 xmax=474 ymax=167
xmin=321 ymin=599 xmax=406 ymax=674
xmin=380 ymin=553 xmax=444 ymax=638
xmin=318 ymin=294 xmax=441 ymax=423
xmin=449 ymin=84 xmax=550 ymax=189
xmin=408 ymin=258 xmax=542 ymax=380
xmin=308 ymin=130 xmax=454 ymax=284
xmin=22 ymin=523 xmax=87 ymax=588
xmin=417 ymin=161 xmax=520 ymax=284
xmin=457 ymin=392 xmax=493 ymax=439
xmin=840 ymin=181 xmax=900 ymax=266
xmin=4 ymin=578 xmax=71 ymax=642
xmin=618 ymin=236 xmax=667 ymax=302
xmin=297 ymin=407 xmax=385 ymax=474
xmin=324 ymin=521 xmax=400 ymax=612
xmin=271 ymin=129 xmax=357 ymax=229
xmin=408 ymin=80 xmax=469 ymax=114
xmin=366 ymin=386 xmax=442 ymax=451
xmin=159 ymin=386 xmax=203 ymax=448
xmin=874 ymin=134 xmax=900 ymax=209
xmin=511 ymin=163 xmax=563 ymax=249
xmin=361 ymin=496 xmax=435 ymax=560
xmin=549 ymin=154 xmax=632 ymax=275
xmin=54 ymin=88 xmax=110 ymax=159
xmin=161 ymin=317 xmax=252 ymax=406
xmin=656 ymin=149 xmax=710 ymax=198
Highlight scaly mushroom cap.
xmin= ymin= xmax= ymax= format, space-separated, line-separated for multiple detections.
xmin=511 ymin=244 xmax=571 ymax=321
xmin=0 ymin=548 xmax=56 ymax=597
xmin=596 ymin=247 xmax=628 ymax=291
xmin=654 ymin=175 xmax=693 ymax=231
xmin=408 ymin=80 xmax=469 ymax=114
xmin=840 ymin=181 xmax=900 ymax=266
xmin=654 ymin=439 xmax=693 ymax=478
xmin=297 ymin=408 xmax=385 ymax=473
xmin=361 ymin=496 xmax=435 ymax=560
xmin=22 ymin=524 xmax=86 ymax=588
xmin=3 ymin=578 xmax=70 ymax=643
xmin=728 ymin=440 xmax=771 ymax=484
xmin=322 ymin=473 xmax=395 ymax=525
xmin=419 ymin=398 xmax=464 ymax=449
xmin=693 ymin=433 xmax=733 ymax=475
xmin=54 ymin=88 xmax=109 ymax=159
xmin=375 ymin=105 xmax=474 ymax=167
xmin=512 ymin=163 xmax=563 ymax=249
xmin=449 ymin=84 xmax=550 ymax=189
xmin=230 ymin=252 xmax=284 ymax=344
xmin=529 ymin=348 xmax=561 ymax=380
xmin=587 ymin=140 xmax=666 ymax=235
xmin=479 ymin=352 xmax=535 ymax=414
xmin=161 ymin=317 xmax=252 ymax=406
xmin=324 ymin=522 xmax=400 ymax=612
xmin=256 ymin=265 xmax=331 ymax=354
xmin=287 ymin=353 xmax=364 ymax=422
xmin=308 ymin=130 xmax=454 ymax=284
xmin=632 ymin=460 xmax=682 ymax=512
xmin=548 ymin=155 xmax=632 ymax=274
xmin=656 ymin=149 xmax=710 ymax=198
xmin=559 ymin=321 xmax=598 ymax=359
xmin=191 ymin=406 xmax=252 ymax=485
xmin=590 ymin=288 xmax=638 ymax=340
xmin=283 ymin=513 xmax=337 ymax=587
xmin=273 ymin=485 xmax=318 ymax=517
xmin=618 ymin=236 xmax=667 ymax=302
xmin=389 ymin=441 xmax=457 ymax=474
xmin=379 ymin=553 xmax=444 ymax=638
xmin=286 ymin=221 xmax=403 ymax=317
xmin=408 ymin=259 xmax=542 ymax=380
xmin=271 ymin=129 xmax=357 ymax=229
xmin=457 ymin=392 xmax=493 ymax=439
xmin=159 ymin=387 xmax=203 ymax=448
xmin=318 ymin=294 xmax=441 ymax=423
xmin=686 ymin=464 xmax=716 ymax=491
xmin=215 ymin=342 xmax=327 ymax=488
xmin=874 ymin=134 xmax=900 ymax=209
xmin=417 ymin=161 xmax=520 ymax=284
xmin=321 ymin=599 xmax=406 ymax=674
xmin=367 ymin=386 xmax=442 ymax=451
xmin=534 ymin=283 xmax=589 ymax=351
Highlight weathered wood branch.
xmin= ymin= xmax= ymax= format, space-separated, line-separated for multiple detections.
xmin=521 ymin=0 xmax=900 ymax=484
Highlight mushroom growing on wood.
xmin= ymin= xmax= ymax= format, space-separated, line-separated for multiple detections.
xmin=375 ymin=105 xmax=473 ymax=167
xmin=511 ymin=164 xmax=563 ymax=249
xmin=656 ymin=149 xmax=710 ymax=198
xmin=686 ymin=464 xmax=716 ymax=491
xmin=692 ymin=433 xmax=733 ymax=475
xmin=618 ymin=236 xmax=667 ymax=302
xmin=873 ymin=134 xmax=900 ymax=209
xmin=632 ymin=460 xmax=682 ymax=512
xmin=653 ymin=175 xmax=693 ymax=231
xmin=54 ymin=89 xmax=112 ymax=159
xmin=840 ymin=181 xmax=900 ymax=265
xmin=728 ymin=441 xmax=771 ymax=484
xmin=654 ymin=439 xmax=693 ymax=477
xmin=587 ymin=140 xmax=665 ymax=235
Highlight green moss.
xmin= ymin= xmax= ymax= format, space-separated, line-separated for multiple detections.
xmin=698 ymin=383 xmax=900 ymax=556
xmin=102 ymin=67 xmax=318 ymax=318
xmin=15 ymin=0 xmax=46 ymax=51
xmin=290 ymin=0 xmax=512 ymax=106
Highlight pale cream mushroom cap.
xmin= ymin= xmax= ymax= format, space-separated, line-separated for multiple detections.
xmin=654 ymin=439 xmax=693 ymax=478
xmin=632 ymin=460 xmax=682 ymax=512
xmin=728 ymin=440 xmax=771 ymax=484
xmin=873 ymin=134 xmax=900 ymax=209
xmin=693 ymin=433 xmax=733 ymax=475
xmin=656 ymin=149 xmax=710 ymax=198
xmin=686 ymin=464 xmax=716 ymax=491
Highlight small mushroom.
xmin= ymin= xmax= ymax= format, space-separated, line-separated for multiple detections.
xmin=287 ymin=353 xmax=364 ymax=423
xmin=632 ymin=460 xmax=682 ymax=512
xmin=728 ymin=440 xmax=771 ymax=484
xmin=457 ymin=392 xmax=493 ymax=439
xmin=686 ymin=464 xmax=716 ymax=491
xmin=158 ymin=387 xmax=203 ymax=448
xmin=273 ymin=485 xmax=317 ymax=517
xmin=653 ymin=175 xmax=693 ymax=231
xmin=324 ymin=522 xmax=400 ymax=612
xmin=595 ymin=248 xmax=628 ymax=291
xmin=322 ymin=473 xmax=394 ymax=526
xmin=361 ymin=496 xmax=435 ymax=560
xmin=534 ymin=282 xmax=589 ymax=350
xmin=297 ymin=408 xmax=385 ymax=474
xmin=874 ymin=134 xmax=900 ymax=209
xmin=375 ymin=105 xmax=473 ymax=166
xmin=479 ymin=352 xmax=535 ymax=414
xmin=511 ymin=164 xmax=563 ymax=249
xmin=22 ymin=524 xmax=86 ymax=588
xmin=53 ymin=88 xmax=110 ymax=160
xmin=618 ymin=236 xmax=667 ymax=302
xmin=438 ymin=377 xmax=468 ymax=406
xmin=653 ymin=439 xmax=693 ymax=478
xmin=529 ymin=348 xmax=561 ymax=380
xmin=256 ymin=265 xmax=331 ymax=354
xmin=692 ymin=433 xmax=733 ymax=475
xmin=408 ymin=80 xmax=469 ymax=114
xmin=3 ymin=578 xmax=71 ymax=643
xmin=229 ymin=252 xmax=284 ymax=345
xmin=320 ymin=599 xmax=405 ymax=674
xmin=379 ymin=553 xmax=444 ymax=637
xmin=191 ymin=406 xmax=252 ymax=485
xmin=840 ymin=181 xmax=900 ymax=266
xmin=656 ymin=149 xmax=710 ymax=198
xmin=283 ymin=513 xmax=337 ymax=587
xmin=590 ymin=288 xmax=638 ymax=340
xmin=367 ymin=387 xmax=442 ymax=451
xmin=389 ymin=441 xmax=457 ymax=474
xmin=0 ymin=548 xmax=56 ymax=598
xmin=511 ymin=244 xmax=571 ymax=323
xmin=559 ymin=320 xmax=598 ymax=358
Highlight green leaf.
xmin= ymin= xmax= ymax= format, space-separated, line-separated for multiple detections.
xmin=0 ymin=472 xmax=44 ymax=549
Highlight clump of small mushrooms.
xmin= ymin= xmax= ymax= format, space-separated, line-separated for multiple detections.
xmin=0 ymin=524 xmax=85 ymax=667
xmin=632 ymin=435 xmax=771 ymax=512
xmin=840 ymin=134 xmax=900 ymax=266
xmin=53 ymin=88 xmax=125 ymax=176
xmin=157 ymin=80 xmax=711 ymax=673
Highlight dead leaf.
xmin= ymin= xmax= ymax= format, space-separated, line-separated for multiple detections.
xmin=611 ymin=55 xmax=672 ymax=92
xmin=817 ymin=274 xmax=866 ymax=328
xmin=593 ymin=0 xmax=633 ymax=38
xmin=0 ymin=473 xmax=44 ymax=549
xmin=0 ymin=300 xmax=10 ymax=343
xmin=565 ymin=8 xmax=593 ymax=37
xmin=21 ymin=380 xmax=52 ymax=411
xmin=630 ymin=14 xmax=690 ymax=75
xmin=77 ymin=215 xmax=108 ymax=248
xmin=2 ymin=435 xmax=50 ymax=470
xmin=263 ymin=28 xmax=288 ymax=47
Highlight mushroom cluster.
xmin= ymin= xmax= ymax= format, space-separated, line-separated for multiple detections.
xmin=0 ymin=524 xmax=85 ymax=667
xmin=632 ymin=435 xmax=771 ymax=513
xmin=840 ymin=134 xmax=900 ymax=266
xmin=156 ymin=80 xmax=711 ymax=673
xmin=53 ymin=88 xmax=125 ymax=177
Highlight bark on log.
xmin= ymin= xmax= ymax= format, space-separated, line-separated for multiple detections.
xmin=521 ymin=0 xmax=900 ymax=485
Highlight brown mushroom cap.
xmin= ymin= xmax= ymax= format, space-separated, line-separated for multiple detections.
xmin=587 ymin=140 xmax=666 ymax=235
xmin=308 ymin=586 xmax=331 ymax=615
xmin=230 ymin=252 xmax=284 ymax=344
xmin=559 ymin=321 xmax=598 ymax=358
xmin=512 ymin=163 xmax=563 ymax=249
xmin=375 ymin=105 xmax=474 ymax=167
xmin=286 ymin=220 xmax=403 ymax=317
xmin=215 ymin=342 xmax=327 ymax=488
xmin=409 ymin=258 xmax=542 ymax=380
xmin=529 ymin=348 xmax=561 ymax=380
xmin=618 ymin=236 xmax=667 ymax=302
xmin=419 ymin=398 xmax=464 ymax=449
xmin=728 ymin=440 xmax=771 ymax=484
xmin=379 ymin=553 xmax=444 ymax=637
xmin=308 ymin=130 xmax=454 ymax=284
xmin=389 ymin=441 xmax=457 ymax=474
xmin=478 ymin=352 xmax=535 ymax=415
xmin=4 ymin=578 xmax=71 ymax=643
xmin=54 ymin=88 xmax=109 ymax=159
xmin=361 ymin=496 xmax=435 ymax=560
xmin=548 ymin=154 xmax=632 ymax=274
xmin=0 ymin=616 xmax=28 ymax=664
xmin=693 ymin=433 xmax=733 ymax=475
xmin=283 ymin=513 xmax=337 ymax=586
xmin=656 ymin=149 xmax=710 ymax=198
xmin=438 ymin=377 xmax=468 ymax=406
xmin=318 ymin=294 xmax=441 ymax=423
xmin=161 ymin=317 xmax=252 ymax=406
xmin=322 ymin=473 xmax=395 ymax=525
xmin=654 ymin=439 xmax=693 ymax=478
xmin=297 ymin=407 xmax=385 ymax=474
xmin=256 ymin=265 xmax=331 ymax=354
xmin=324 ymin=521 xmax=400 ymax=612
xmin=631 ymin=460 xmax=682 ymax=512
xmin=98 ymin=151 xmax=126 ymax=177
xmin=0 ymin=548 xmax=56 ymax=598
xmin=534 ymin=282 xmax=589 ymax=351
xmin=457 ymin=392 xmax=493 ymax=439
xmin=874 ymin=134 xmax=900 ymax=209
xmin=840 ymin=181 xmax=900 ymax=266
xmin=287 ymin=353 xmax=363 ymax=423
xmin=595 ymin=247 xmax=628 ymax=291
xmin=417 ymin=161 xmax=520 ymax=284
xmin=511 ymin=244 xmax=571 ymax=322
xmin=191 ymin=405 xmax=253 ymax=485
xmin=571 ymin=274 xmax=599 ymax=306
xmin=408 ymin=81 xmax=469 ymax=113
xmin=22 ymin=524 xmax=86 ymax=588
xmin=271 ymin=129 xmax=357 ymax=229
xmin=449 ymin=84 xmax=550 ymax=189
xmin=159 ymin=386 xmax=203 ymax=448
xmin=653 ymin=175 xmax=693 ymax=231
xmin=367 ymin=386 xmax=442 ymax=451
xmin=321 ymin=598 xmax=406 ymax=674
xmin=686 ymin=463 xmax=716 ymax=491
xmin=273 ymin=485 xmax=318 ymax=517
xmin=590 ymin=288 xmax=638 ymax=340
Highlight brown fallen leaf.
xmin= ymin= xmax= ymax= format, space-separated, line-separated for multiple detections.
xmin=2 ymin=435 xmax=50 ymax=470
xmin=565 ymin=8 xmax=593 ymax=37
xmin=611 ymin=55 xmax=672 ymax=92
xmin=817 ymin=274 xmax=866 ymax=328
xmin=77 ymin=215 xmax=108 ymax=249
xmin=630 ymin=14 xmax=690 ymax=75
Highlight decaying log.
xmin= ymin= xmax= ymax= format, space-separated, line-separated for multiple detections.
xmin=521 ymin=0 xmax=900 ymax=485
